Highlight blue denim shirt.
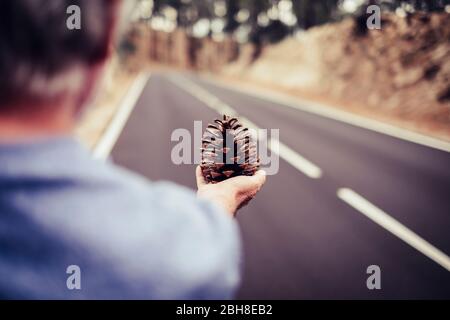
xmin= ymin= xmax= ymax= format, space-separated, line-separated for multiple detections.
xmin=0 ymin=137 xmax=241 ymax=299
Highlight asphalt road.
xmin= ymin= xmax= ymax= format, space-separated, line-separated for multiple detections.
xmin=111 ymin=72 xmax=450 ymax=299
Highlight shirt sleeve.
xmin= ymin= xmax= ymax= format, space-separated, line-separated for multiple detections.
xmin=0 ymin=142 xmax=242 ymax=299
xmin=141 ymin=181 xmax=242 ymax=299
xmin=15 ymin=166 xmax=243 ymax=299
xmin=65 ymin=175 xmax=243 ymax=299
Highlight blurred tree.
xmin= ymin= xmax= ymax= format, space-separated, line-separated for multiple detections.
xmin=224 ymin=0 xmax=240 ymax=32
xmin=241 ymin=0 xmax=272 ymax=45
xmin=293 ymin=0 xmax=339 ymax=30
xmin=143 ymin=0 xmax=449 ymax=39
xmin=358 ymin=0 xmax=449 ymax=12
xmin=406 ymin=0 xmax=449 ymax=11
xmin=151 ymin=0 xmax=164 ymax=15
xmin=242 ymin=0 xmax=272 ymax=30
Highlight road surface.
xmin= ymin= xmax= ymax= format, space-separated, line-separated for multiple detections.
xmin=111 ymin=72 xmax=450 ymax=299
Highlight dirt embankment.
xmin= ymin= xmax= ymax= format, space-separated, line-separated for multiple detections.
xmin=223 ymin=12 xmax=450 ymax=140
xmin=126 ymin=13 xmax=450 ymax=140
xmin=125 ymin=24 xmax=239 ymax=72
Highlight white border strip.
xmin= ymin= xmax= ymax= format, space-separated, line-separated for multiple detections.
xmin=338 ymin=188 xmax=450 ymax=272
xmin=93 ymin=72 xmax=150 ymax=160
xmin=170 ymin=76 xmax=322 ymax=179
xmin=202 ymin=76 xmax=450 ymax=153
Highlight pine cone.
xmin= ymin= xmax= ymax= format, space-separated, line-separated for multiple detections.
xmin=201 ymin=115 xmax=260 ymax=183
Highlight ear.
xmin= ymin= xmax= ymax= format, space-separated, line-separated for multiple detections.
xmin=73 ymin=64 xmax=104 ymax=118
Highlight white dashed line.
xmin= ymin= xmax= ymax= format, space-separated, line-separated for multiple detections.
xmin=171 ymin=77 xmax=450 ymax=271
xmin=202 ymin=76 xmax=450 ymax=153
xmin=171 ymin=75 xmax=449 ymax=271
xmin=337 ymin=188 xmax=450 ymax=272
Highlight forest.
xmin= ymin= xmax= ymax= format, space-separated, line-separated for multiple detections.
xmin=141 ymin=0 xmax=449 ymax=43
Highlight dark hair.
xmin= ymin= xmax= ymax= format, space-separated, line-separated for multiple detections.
xmin=0 ymin=0 xmax=118 ymax=105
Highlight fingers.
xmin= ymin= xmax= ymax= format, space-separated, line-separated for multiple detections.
xmin=243 ymin=170 xmax=266 ymax=192
xmin=196 ymin=166 xmax=207 ymax=188
xmin=226 ymin=169 xmax=266 ymax=190
xmin=196 ymin=168 xmax=267 ymax=216
xmin=197 ymin=166 xmax=266 ymax=193
xmin=255 ymin=170 xmax=266 ymax=177
xmin=234 ymin=171 xmax=266 ymax=210
xmin=245 ymin=170 xmax=266 ymax=195
xmin=252 ymin=170 xmax=267 ymax=188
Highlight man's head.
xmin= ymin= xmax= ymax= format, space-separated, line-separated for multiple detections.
xmin=0 ymin=0 xmax=120 ymax=121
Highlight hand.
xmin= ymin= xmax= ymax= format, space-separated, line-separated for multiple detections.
xmin=196 ymin=166 xmax=266 ymax=217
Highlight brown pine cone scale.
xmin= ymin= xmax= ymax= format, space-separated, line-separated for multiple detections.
xmin=201 ymin=115 xmax=260 ymax=183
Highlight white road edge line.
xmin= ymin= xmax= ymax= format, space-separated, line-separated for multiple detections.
xmin=337 ymin=188 xmax=450 ymax=272
xmin=202 ymin=76 xmax=450 ymax=153
xmin=93 ymin=72 xmax=151 ymax=160
xmin=169 ymin=76 xmax=322 ymax=179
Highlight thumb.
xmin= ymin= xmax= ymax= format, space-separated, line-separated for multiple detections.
xmin=251 ymin=170 xmax=266 ymax=189
xmin=226 ymin=169 xmax=266 ymax=191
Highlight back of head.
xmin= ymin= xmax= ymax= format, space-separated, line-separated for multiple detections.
xmin=0 ymin=0 xmax=119 ymax=111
